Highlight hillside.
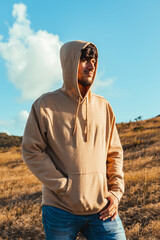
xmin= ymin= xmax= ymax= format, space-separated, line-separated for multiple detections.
xmin=0 ymin=116 xmax=160 ymax=239
xmin=117 ymin=116 xmax=160 ymax=239
xmin=0 ymin=133 xmax=22 ymax=150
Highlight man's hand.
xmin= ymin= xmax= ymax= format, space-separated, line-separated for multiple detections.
xmin=99 ymin=192 xmax=119 ymax=221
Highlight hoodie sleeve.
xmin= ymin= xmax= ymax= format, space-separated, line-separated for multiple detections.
xmin=22 ymin=99 xmax=68 ymax=193
xmin=106 ymin=104 xmax=124 ymax=202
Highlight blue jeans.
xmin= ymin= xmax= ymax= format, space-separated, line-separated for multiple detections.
xmin=42 ymin=205 xmax=126 ymax=240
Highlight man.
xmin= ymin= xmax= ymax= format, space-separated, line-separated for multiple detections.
xmin=22 ymin=40 xmax=126 ymax=240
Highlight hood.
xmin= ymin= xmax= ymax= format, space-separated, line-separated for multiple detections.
xmin=60 ymin=40 xmax=98 ymax=141
xmin=60 ymin=40 xmax=98 ymax=100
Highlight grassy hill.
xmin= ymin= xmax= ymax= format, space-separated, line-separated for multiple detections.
xmin=0 ymin=133 xmax=22 ymax=150
xmin=117 ymin=116 xmax=160 ymax=239
xmin=0 ymin=116 xmax=159 ymax=239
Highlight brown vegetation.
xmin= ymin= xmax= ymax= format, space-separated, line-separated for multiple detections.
xmin=0 ymin=133 xmax=22 ymax=151
xmin=0 ymin=116 xmax=160 ymax=239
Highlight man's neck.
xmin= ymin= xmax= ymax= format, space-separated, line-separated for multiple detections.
xmin=78 ymin=84 xmax=90 ymax=98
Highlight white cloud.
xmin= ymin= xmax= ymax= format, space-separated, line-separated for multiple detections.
xmin=2 ymin=130 xmax=11 ymax=136
xmin=14 ymin=110 xmax=29 ymax=128
xmin=0 ymin=3 xmax=63 ymax=101
xmin=12 ymin=3 xmax=27 ymax=22
xmin=93 ymin=77 xmax=114 ymax=91
xmin=18 ymin=110 xmax=29 ymax=120
xmin=0 ymin=110 xmax=29 ymax=136
xmin=93 ymin=69 xmax=115 ymax=92
xmin=0 ymin=120 xmax=7 ymax=126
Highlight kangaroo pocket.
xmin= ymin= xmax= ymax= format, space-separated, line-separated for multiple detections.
xmin=63 ymin=172 xmax=108 ymax=213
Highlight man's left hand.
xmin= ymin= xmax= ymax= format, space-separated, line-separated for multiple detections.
xmin=99 ymin=192 xmax=119 ymax=221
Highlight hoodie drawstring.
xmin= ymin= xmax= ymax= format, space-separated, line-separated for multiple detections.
xmin=73 ymin=97 xmax=89 ymax=142
xmin=86 ymin=97 xmax=88 ymax=142
xmin=73 ymin=97 xmax=81 ymax=136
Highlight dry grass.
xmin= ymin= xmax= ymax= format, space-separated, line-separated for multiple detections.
xmin=118 ymin=116 xmax=160 ymax=240
xmin=0 ymin=116 xmax=160 ymax=239
xmin=0 ymin=148 xmax=43 ymax=239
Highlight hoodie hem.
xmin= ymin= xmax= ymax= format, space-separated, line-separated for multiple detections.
xmin=41 ymin=200 xmax=108 ymax=216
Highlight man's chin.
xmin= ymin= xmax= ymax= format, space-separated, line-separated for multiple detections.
xmin=79 ymin=82 xmax=92 ymax=87
xmin=78 ymin=79 xmax=93 ymax=87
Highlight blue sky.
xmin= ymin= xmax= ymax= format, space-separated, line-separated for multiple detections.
xmin=0 ymin=0 xmax=160 ymax=136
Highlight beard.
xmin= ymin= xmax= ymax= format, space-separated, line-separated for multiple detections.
xmin=78 ymin=78 xmax=92 ymax=87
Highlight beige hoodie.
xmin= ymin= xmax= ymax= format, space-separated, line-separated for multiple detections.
xmin=22 ymin=40 xmax=124 ymax=215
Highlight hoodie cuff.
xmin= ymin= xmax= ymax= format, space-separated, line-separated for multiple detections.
xmin=109 ymin=190 xmax=123 ymax=203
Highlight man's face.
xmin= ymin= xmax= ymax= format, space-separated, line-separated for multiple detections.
xmin=78 ymin=58 xmax=96 ymax=87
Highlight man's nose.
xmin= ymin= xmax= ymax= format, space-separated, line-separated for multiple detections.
xmin=88 ymin=62 xmax=95 ymax=70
